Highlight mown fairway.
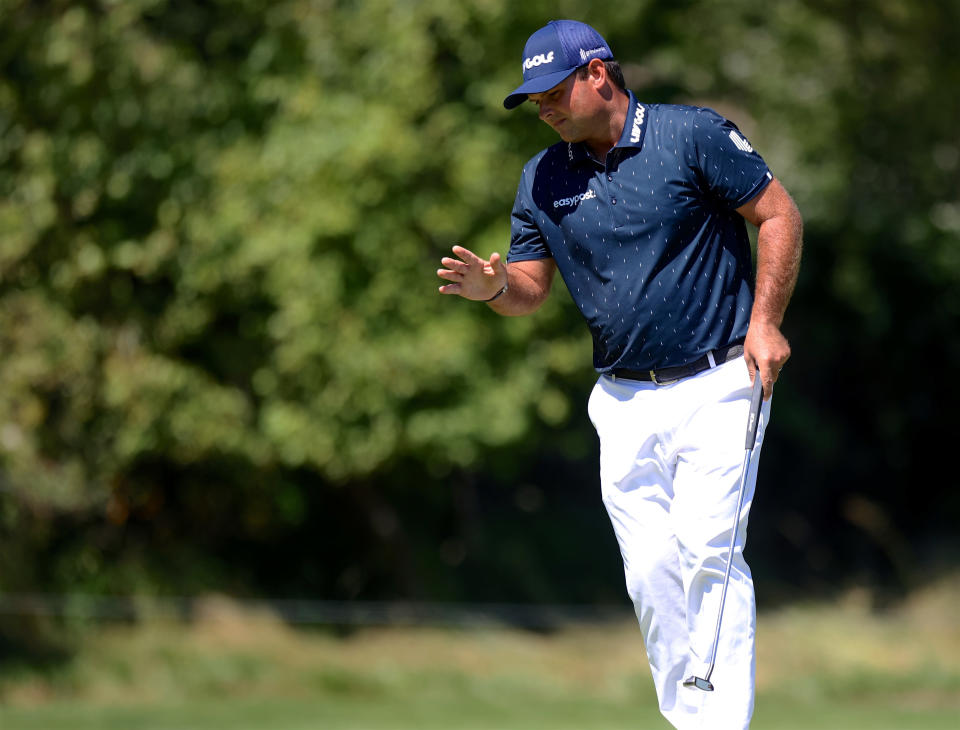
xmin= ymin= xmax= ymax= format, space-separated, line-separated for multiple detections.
xmin=2 ymin=580 xmax=958 ymax=729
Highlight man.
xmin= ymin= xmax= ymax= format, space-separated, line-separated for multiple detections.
xmin=437 ymin=19 xmax=801 ymax=730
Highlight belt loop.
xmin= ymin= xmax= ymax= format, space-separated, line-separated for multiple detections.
xmin=707 ymin=350 xmax=717 ymax=368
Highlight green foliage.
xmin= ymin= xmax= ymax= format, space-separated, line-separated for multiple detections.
xmin=0 ymin=0 xmax=957 ymax=606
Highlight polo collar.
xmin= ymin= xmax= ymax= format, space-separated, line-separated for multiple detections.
xmin=566 ymin=91 xmax=648 ymax=167
xmin=566 ymin=139 xmax=594 ymax=167
xmin=616 ymin=92 xmax=649 ymax=150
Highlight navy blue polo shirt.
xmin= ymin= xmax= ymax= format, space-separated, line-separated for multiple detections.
xmin=508 ymin=92 xmax=772 ymax=373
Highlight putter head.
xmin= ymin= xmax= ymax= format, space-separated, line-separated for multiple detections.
xmin=683 ymin=675 xmax=714 ymax=692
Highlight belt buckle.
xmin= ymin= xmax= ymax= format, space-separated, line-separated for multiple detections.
xmin=650 ymin=369 xmax=682 ymax=386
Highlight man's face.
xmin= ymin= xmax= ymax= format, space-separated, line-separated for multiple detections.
xmin=527 ymin=72 xmax=589 ymax=142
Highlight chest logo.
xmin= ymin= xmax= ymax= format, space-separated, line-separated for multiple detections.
xmin=553 ymin=189 xmax=597 ymax=208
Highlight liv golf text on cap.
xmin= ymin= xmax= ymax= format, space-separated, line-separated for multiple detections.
xmin=503 ymin=20 xmax=613 ymax=110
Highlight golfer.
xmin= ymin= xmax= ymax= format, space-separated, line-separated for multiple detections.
xmin=437 ymin=20 xmax=801 ymax=730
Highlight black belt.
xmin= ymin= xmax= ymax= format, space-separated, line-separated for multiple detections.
xmin=610 ymin=341 xmax=745 ymax=386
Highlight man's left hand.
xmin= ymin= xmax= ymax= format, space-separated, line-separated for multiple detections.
xmin=744 ymin=321 xmax=790 ymax=400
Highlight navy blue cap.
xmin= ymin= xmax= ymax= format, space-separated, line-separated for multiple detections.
xmin=503 ymin=20 xmax=614 ymax=110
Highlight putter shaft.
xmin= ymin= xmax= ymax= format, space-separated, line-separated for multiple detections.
xmin=684 ymin=374 xmax=764 ymax=692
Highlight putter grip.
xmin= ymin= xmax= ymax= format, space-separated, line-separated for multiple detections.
xmin=744 ymin=373 xmax=764 ymax=450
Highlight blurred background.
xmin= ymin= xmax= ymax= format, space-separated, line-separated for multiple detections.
xmin=0 ymin=1 xmax=958 ymax=728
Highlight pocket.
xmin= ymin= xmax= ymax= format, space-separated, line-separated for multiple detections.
xmin=586 ymin=377 xmax=604 ymax=430
xmin=725 ymin=353 xmax=751 ymax=388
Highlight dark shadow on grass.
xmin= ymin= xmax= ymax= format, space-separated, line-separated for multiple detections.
xmin=0 ymin=615 xmax=75 ymax=674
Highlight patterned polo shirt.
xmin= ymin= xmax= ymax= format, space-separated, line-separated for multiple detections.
xmin=507 ymin=91 xmax=772 ymax=373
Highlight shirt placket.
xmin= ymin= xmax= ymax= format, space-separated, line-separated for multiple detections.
xmin=603 ymin=154 xmax=627 ymax=230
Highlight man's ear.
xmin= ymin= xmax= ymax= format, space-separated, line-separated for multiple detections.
xmin=587 ymin=58 xmax=607 ymax=89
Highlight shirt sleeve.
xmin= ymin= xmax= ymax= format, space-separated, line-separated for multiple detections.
xmin=692 ymin=108 xmax=772 ymax=208
xmin=506 ymin=173 xmax=552 ymax=263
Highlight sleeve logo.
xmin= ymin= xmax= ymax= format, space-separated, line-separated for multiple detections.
xmin=729 ymin=130 xmax=754 ymax=153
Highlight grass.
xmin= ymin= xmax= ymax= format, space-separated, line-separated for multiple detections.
xmin=1 ymin=578 xmax=958 ymax=729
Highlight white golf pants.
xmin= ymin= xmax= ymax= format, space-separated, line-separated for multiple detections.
xmin=588 ymin=357 xmax=770 ymax=730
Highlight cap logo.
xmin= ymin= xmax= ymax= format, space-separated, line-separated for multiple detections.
xmin=523 ymin=51 xmax=555 ymax=71
xmin=579 ymin=46 xmax=607 ymax=63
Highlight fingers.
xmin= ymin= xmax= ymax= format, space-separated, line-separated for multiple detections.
xmin=438 ymin=281 xmax=462 ymax=295
xmin=442 ymin=246 xmax=486 ymax=278
xmin=439 ymin=258 xmax=468 ymax=276
xmin=746 ymin=354 xmax=787 ymax=401
xmin=744 ymin=321 xmax=791 ymax=401
xmin=437 ymin=246 xmax=477 ymax=295
xmin=760 ymin=368 xmax=776 ymax=401
xmin=451 ymin=244 xmax=484 ymax=266
xmin=438 ymin=245 xmax=501 ymax=300
xmin=437 ymin=266 xmax=462 ymax=283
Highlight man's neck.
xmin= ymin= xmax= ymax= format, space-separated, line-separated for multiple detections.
xmin=585 ymin=91 xmax=631 ymax=162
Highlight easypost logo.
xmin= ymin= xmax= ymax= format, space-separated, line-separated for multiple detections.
xmin=630 ymin=104 xmax=646 ymax=144
xmin=553 ymin=189 xmax=597 ymax=209
xmin=523 ymin=51 xmax=554 ymax=71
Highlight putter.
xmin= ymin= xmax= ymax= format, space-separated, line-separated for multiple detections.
xmin=683 ymin=371 xmax=765 ymax=692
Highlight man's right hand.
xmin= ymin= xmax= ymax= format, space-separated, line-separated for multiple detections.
xmin=437 ymin=245 xmax=507 ymax=301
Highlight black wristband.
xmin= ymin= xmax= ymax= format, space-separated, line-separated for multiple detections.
xmin=484 ymin=279 xmax=508 ymax=302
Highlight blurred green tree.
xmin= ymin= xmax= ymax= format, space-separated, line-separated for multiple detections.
xmin=0 ymin=0 xmax=957 ymax=617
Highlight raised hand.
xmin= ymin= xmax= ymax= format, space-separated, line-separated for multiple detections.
xmin=437 ymin=245 xmax=507 ymax=301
